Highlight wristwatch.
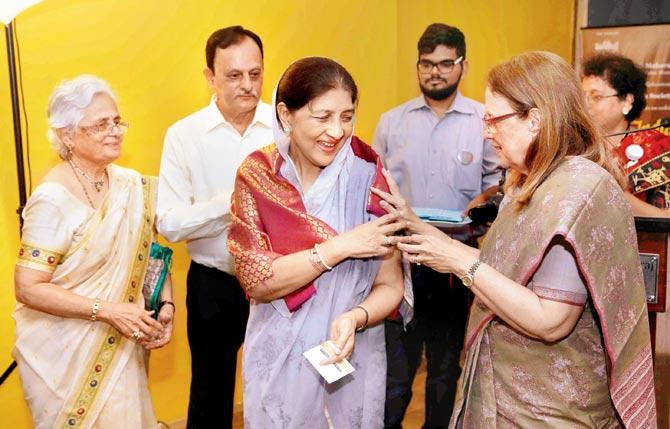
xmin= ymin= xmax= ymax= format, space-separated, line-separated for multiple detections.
xmin=461 ymin=260 xmax=482 ymax=288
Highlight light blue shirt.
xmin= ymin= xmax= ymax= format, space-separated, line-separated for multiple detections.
xmin=372 ymin=92 xmax=501 ymax=211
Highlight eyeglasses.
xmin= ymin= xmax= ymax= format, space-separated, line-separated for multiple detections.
xmin=79 ymin=119 xmax=129 ymax=137
xmin=482 ymin=111 xmax=521 ymax=133
xmin=583 ymin=92 xmax=619 ymax=105
xmin=417 ymin=56 xmax=463 ymax=74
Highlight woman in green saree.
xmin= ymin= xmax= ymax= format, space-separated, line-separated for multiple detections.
xmin=375 ymin=51 xmax=656 ymax=428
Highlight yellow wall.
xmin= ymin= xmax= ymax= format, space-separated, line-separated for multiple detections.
xmin=0 ymin=0 xmax=573 ymax=426
xmin=0 ymin=21 xmax=26 ymax=427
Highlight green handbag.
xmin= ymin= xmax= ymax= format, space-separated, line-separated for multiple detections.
xmin=142 ymin=242 xmax=173 ymax=318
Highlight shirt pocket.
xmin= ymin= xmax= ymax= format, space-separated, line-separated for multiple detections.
xmin=446 ymin=151 xmax=482 ymax=195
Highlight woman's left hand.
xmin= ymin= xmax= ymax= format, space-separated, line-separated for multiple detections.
xmin=321 ymin=311 xmax=357 ymax=365
xmin=141 ymin=304 xmax=174 ymax=350
xmin=395 ymin=234 xmax=478 ymax=275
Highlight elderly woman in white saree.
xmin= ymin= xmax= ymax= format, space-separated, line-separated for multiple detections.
xmin=13 ymin=75 xmax=174 ymax=429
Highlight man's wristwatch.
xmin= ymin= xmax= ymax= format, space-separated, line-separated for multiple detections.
xmin=461 ymin=260 xmax=482 ymax=288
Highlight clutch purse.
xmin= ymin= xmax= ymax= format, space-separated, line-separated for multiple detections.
xmin=142 ymin=242 xmax=173 ymax=318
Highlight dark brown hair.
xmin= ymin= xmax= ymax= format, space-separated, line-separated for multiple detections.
xmin=276 ymin=57 xmax=358 ymax=123
xmin=418 ymin=23 xmax=466 ymax=59
xmin=205 ymin=26 xmax=263 ymax=70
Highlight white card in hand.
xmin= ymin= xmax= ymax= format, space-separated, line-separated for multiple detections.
xmin=303 ymin=340 xmax=355 ymax=384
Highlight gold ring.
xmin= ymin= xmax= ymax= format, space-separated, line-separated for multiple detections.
xmin=131 ymin=331 xmax=142 ymax=341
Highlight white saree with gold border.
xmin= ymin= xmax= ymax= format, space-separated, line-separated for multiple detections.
xmin=13 ymin=165 xmax=159 ymax=429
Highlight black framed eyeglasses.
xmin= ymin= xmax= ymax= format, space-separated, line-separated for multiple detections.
xmin=417 ymin=56 xmax=463 ymax=74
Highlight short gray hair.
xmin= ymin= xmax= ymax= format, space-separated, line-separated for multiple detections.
xmin=47 ymin=75 xmax=117 ymax=159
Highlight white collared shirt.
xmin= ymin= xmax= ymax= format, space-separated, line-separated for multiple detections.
xmin=156 ymin=97 xmax=273 ymax=274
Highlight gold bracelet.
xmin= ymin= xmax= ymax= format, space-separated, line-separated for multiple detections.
xmin=91 ymin=298 xmax=101 ymax=321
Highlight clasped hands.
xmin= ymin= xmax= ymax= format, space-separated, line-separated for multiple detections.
xmin=365 ymin=169 xmax=476 ymax=276
xmin=104 ymin=301 xmax=174 ymax=350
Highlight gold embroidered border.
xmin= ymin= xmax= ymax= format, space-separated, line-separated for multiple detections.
xmin=16 ymin=243 xmax=63 ymax=272
xmin=57 ymin=176 xmax=155 ymax=429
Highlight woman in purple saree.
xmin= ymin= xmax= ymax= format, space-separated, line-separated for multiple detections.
xmin=228 ymin=57 xmax=410 ymax=428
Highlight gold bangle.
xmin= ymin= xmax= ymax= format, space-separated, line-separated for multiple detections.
xmin=91 ymin=298 xmax=101 ymax=321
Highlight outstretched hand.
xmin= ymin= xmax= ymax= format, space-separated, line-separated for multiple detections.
xmin=395 ymin=233 xmax=478 ymax=275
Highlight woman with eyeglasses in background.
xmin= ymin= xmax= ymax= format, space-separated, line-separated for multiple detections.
xmin=13 ymin=75 xmax=172 ymax=428
xmin=582 ymin=53 xmax=670 ymax=217
xmin=375 ymin=51 xmax=656 ymax=427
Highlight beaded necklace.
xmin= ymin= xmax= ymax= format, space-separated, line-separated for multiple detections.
xmin=68 ymin=159 xmax=106 ymax=208
xmin=68 ymin=158 xmax=106 ymax=192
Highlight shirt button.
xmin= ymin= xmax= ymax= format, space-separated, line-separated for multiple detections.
xmin=429 ymin=194 xmax=434 ymax=199
xmin=430 ymin=171 xmax=435 ymax=176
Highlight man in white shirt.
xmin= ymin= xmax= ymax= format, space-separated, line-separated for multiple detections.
xmin=156 ymin=26 xmax=273 ymax=428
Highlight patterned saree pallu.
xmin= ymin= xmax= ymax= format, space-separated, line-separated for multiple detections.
xmin=451 ymin=157 xmax=656 ymax=428
xmin=228 ymin=136 xmax=389 ymax=311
